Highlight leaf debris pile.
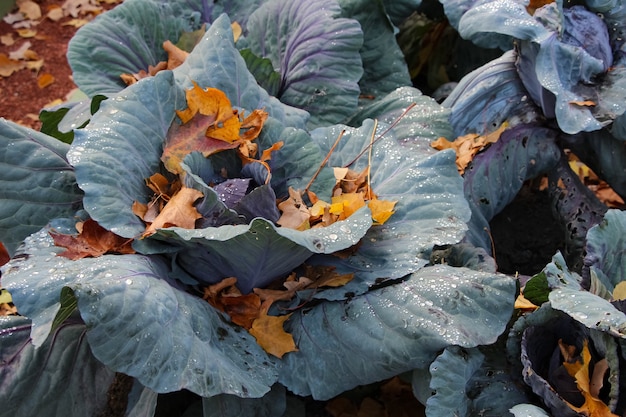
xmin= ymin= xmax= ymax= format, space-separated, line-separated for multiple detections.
xmin=203 ymin=265 xmax=354 ymax=358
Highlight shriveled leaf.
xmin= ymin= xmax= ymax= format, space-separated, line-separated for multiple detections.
xmin=143 ymin=187 xmax=203 ymax=236
xmin=50 ymin=219 xmax=135 ymax=260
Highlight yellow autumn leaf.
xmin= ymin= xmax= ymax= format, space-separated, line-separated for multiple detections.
xmin=330 ymin=192 xmax=366 ymax=219
xmin=176 ymin=81 xmax=237 ymax=127
xmin=612 ymin=281 xmax=626 ymax=301
xmin=432 ymin=122 xmax=508 ymax=174
xmin=563 ymin=340 xmax=619 ymax=417
xmin=368 ymin=198 xmax=396 ymax=225
xmin=249 ymin=313 xmax=297 ymax=358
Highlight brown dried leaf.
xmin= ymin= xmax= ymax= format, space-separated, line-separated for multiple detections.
xmin=0 ymin=242 xmax=9 ymax=266
xmin=249 ymin=313 xmax=297 ymax=358
xmin=277 ymin=187 xmax=311 ymax=230
xmin=162 ymin=40 xmax=189 ymax=70
xmin=432 ymin=123 xmax=508 ymax=174
xmin=143 ymin=186 xmax=203 ymax=236
xmin=50 ymin=219 xmax=135 ymax=260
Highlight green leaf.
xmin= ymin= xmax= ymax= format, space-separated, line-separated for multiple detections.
xmin=278 ymin=265 xmax=516 ymax=400
xmin=425 ymin=346 xmax=485 ymax=417
xmin=39 ymin=107 xmax=80 ymax=144
xmin=136 ymin=210 xmax=372 ymax=294
xmin=584 ymin=209 xmax=626 ymax=292
xmin=309 ymin=116 xmax=469 ymax=297
xmin=51 ymin=287 xmax=77 ymax=333
xmin=0 ymin=119 xmax=83 ymax=255
xmin=509 ymin=404 xmax=553 ymax=417
xmin=523 ymin=272 xmax=551 ymax=306
xmin=239 ymin=49 xmax=282 ymax=97
xmin=0 ymin=315 xmax=116 ymax=417
xmin=2 ymin=229 xmax=278 ymax=398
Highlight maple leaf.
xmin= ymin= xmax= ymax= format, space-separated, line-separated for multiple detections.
xmin=249 ymin=313 xmax=297 ymax=358
xmin=143 ymin=186 xmax=204 ymax=236
xmin=49 ymin=219 xmax=135 ymax=260
xmin=562 ymin=340 xmax=618 ymax=417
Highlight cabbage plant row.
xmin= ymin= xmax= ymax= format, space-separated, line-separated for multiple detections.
xmin=0 ymin=0 xmax=625 ymax=416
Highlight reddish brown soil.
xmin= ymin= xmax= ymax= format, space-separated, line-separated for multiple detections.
xmin=0 ymin=0 xmax=119 ymax=130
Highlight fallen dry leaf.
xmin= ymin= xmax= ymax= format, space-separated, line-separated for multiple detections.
xmin=46 ymin=5 xmax=64 ymax=21
xmin=0 ymin=34 xmax=15 ymax=46
xmin=432 ymin=122 xmax=508 ymax=174
xmin=570 ymin=100 xmax=596 ymax=107
xmin=249 ymin=313 xmax=297 ymax=358
xmin=0 ymin=53 xmax=26 ymax=77
xmin=16 ymin=28 xmax=37 ymax=38
xmin=37 ymin=72 xmax=55 ymax=88
xmin=50 ymin=219 xmax=135 ymax=260
xmin=277 ymin=187 xmax=311 ymax=230
xmin=367 ymin=198 xmax=396 ymax=225
xmin=18 ymin=0 xmax=42 ymax=20
xmin=162 ymin=40 xmax=189 ymax=70
xmin=8 ymin=41 xmax=32 ymax=60
xmin=562 ymin=340 xmax=618 ymax=417
xmin=62 ymin=18 xmax=89 ymax=28
xmin=143 ymin=186 xmax=203 ymax=236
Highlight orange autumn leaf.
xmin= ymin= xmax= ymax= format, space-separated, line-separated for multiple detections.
xmin=432 ymin=122 xmax=508 ymax=174
xmin=249 ymin=313 xmax=297 ymax=358
xmin=526 ymin=0 xmax=554 ymax=14
xmin=49 ymin=219 xmax=135 ymax=260
xmin=176 ymin=82 xmax=236 ymax=125
xmin=562 ymin=341 xmax=618 ymax=417
xmin=143 ymin=187 xmax=203 ymax=236
xmin=37 ymin=73 xmax=55 ymax=89
xmin=0 ymin=53 xmax=26 ymax=77
xmin=570 ymin=100 xmax=596 ymax=107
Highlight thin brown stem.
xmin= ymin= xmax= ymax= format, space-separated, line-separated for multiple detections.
xmin=343 ymin=102 xmax=417 ymax=168
xmin=303 ymin=129 xmax=345 ymax=194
